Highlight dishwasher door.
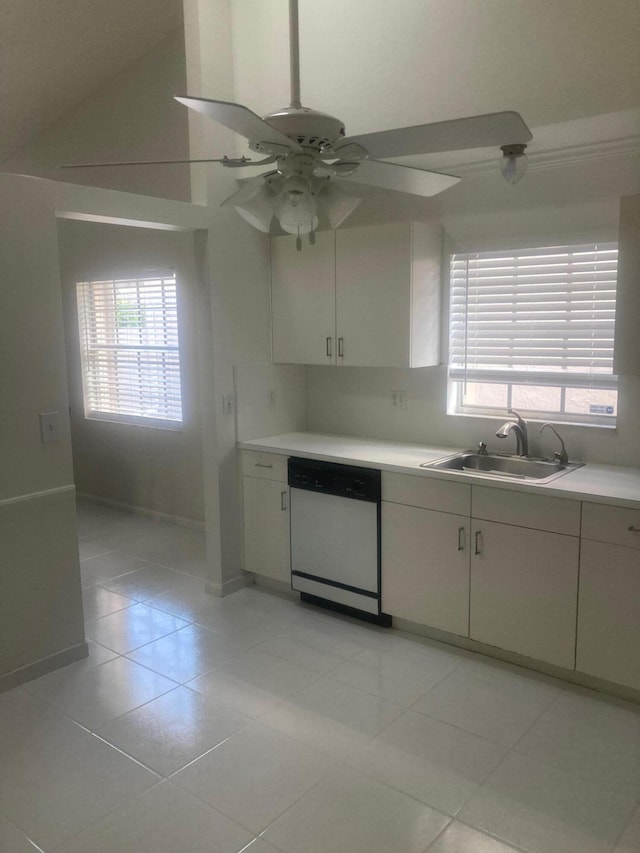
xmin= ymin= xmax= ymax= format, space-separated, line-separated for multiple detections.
xmin=290 ymin=487 xmax=380 ymax=613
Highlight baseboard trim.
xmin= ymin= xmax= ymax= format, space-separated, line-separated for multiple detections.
xmin=0 ymin=641 xmax=89 ymax=694
xmin=0 ymin=484 xmax=75 ymax=508
xmin=77 ymin=492 xmax=204 ymax=531
xmin=392 ymin=617 xmax=640 ymax=705
xmin=205 ymin=573 xmax=253 ymax=598
xmin=252 ymin=574 xmax=299 ymax=600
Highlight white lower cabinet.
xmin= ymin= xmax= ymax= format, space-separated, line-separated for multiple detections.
xmin=242 ymin=476 xmax=290 ymax=584
xmin=576 ymin=503 xmax=640 ymax=690
xmin=469 ymin=519 xmax=579 ymax=669
xmin=381 ymin=501 xmax=470 ymax=636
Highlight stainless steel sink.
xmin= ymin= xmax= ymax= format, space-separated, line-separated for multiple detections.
xmin=420 ymin=451 xmax=584 ymax=484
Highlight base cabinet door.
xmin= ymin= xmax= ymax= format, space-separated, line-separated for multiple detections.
xmin=382 ymin=502 xmax=470 ymax=636
xmin=576 ymin=540 xmax=640 ymax=690
xmin=243 ymin=476 xmax=290 ymax=583
xmin=470 ymin=520 xmax=579 ymax=669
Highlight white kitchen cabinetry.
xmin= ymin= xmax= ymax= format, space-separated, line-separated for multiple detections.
xmin=576 ymin=502 xmax=640 ymax=690
xmin=271 ymin=229 xmax=336 ymax=365
xmin=469 ymin=486 xmax=580 ymax=669
xmin=271 ymin=221 xmax=441 ymax=367
xmin=381 ymin=472 xmax=471 ymax=636
xmin=241 ymin=451 xmax=290 ymax=583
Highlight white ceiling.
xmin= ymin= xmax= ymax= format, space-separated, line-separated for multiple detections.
xmin=230 ymin=0 xmax=640 ymax=166
xmin=0 ymin=0 xmax=183 ymax=162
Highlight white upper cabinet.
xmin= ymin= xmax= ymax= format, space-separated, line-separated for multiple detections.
xmin=270 ymin=221 xmax=442 ymax=368
xmin=271 ymin=229 xmax=336 ymax=365
xmin=614 ymin=193 xmax=640 ymax=376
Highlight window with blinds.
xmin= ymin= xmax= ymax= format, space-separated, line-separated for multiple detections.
xmin=449 ymin=243 xmax=618 ymax=424
xmin=76 ymin=274 xmax=183 ymax=428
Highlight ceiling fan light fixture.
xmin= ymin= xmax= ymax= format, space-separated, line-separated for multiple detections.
xmin=318 ymin=182 xmax=362 ymax=229
xmin=276 ymin=175 xmax=319 ymax=235
xmin=233 ymin=183 xmax=276 ymax=233
xmin=500 ymin=143 xmax=528 ymax=185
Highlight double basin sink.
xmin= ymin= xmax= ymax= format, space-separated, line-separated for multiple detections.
xmin=421 ymin=451 xmax=584 ymax=484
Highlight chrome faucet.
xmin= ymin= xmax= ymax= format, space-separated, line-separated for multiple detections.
xmin=540 ymin=423 xmax=569 ymax=464
xmin=496 ymin=408 xmax=529 ymax=456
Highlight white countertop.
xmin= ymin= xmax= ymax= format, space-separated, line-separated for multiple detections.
xmin=239 ymin=432 xmax=640 ymax=510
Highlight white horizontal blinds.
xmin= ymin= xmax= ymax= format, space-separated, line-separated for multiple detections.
xmin=77 ymin=275 xmax=183 ymax=423
xmin=449 ymin=243 xmax=618 ymax=385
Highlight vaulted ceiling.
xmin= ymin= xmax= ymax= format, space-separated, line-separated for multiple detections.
xmin=0 ymin=0 xmax=183 ymax=162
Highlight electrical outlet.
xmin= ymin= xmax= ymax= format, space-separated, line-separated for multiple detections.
xmin=222 ymin=393 xmax=234 ymax=415
xmin=391 ymin=390 xmax=408 ymax=410
xmin=39 ymin=411 xmax=60 ymax=442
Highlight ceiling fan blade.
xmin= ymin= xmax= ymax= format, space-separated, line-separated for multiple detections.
xmin=60 ymin=157 xmax=245 ymax=168
xmin=174 ymin=96 xmax=301 ymax=152
xmin=344 ymin=160 xmax=460 ymax=197
xmin=339 ymin=111 xmax=532 ymax=159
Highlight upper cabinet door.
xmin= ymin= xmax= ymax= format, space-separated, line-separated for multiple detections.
xmin=271 ymin=230 xmax=336 ymax=365
xmin=335 ymin=222 xmax=441 ymax=368
xmin=614 ymin=193 xmax=640 ymax=376
xmin=335 ymin=223 xmax=412 ymax=367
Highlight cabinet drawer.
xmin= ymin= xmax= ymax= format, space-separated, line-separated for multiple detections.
xmin=241 ymin=450 xmax=288 ymax=482
xmin=471 ymin=485 xmax=580 ymax=535
xmin=382 ymin=471 xmax=470 ymax=516
xmin=581 ymin=502 xmax=640 ymax=550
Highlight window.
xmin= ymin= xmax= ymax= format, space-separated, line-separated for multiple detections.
xmin=448 ymin=242 xmax=618 ymax=425
xmin=76 ymin=273 xmax=183 ymax=428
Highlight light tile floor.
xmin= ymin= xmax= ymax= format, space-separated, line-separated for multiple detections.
xmin=1 ymin=498 xmax=639 ymax=852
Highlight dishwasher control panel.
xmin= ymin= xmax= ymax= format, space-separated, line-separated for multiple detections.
xmin=288 ymin=457 xmax=381 ymax=502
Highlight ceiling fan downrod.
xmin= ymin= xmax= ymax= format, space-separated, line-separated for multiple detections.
xmin=289 ymin=0 xmax=302 ymax=109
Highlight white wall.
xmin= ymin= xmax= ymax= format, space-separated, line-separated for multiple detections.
xmin=0 ymin=172 xmax=208 ymax=687
xmin=57 ymin=219 xmax=205 ymax=522
xmin=1 ymin=30 xmax=191 ymax=202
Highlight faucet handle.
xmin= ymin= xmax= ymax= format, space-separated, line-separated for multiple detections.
xmin=478 ymin=441 xmax=488 ymax=456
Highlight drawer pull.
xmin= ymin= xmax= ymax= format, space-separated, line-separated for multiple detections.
xmin=457 ymin=526 xmax=465 ymax=551
xmin=255 ymin=463 xmax=273 ymax=469
xmin=338 ymin=337 xmax=344 ymax=358
xmin=628 ymin=525 xmax=640 ymax=533
xmin=326 ymin=336 xmax=332 ymax=358
xmin=475 ymin=530 xmax=482 ymax=555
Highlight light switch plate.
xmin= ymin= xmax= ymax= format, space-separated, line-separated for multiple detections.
xmin=39 ymin=411 xmax=60 ymax=442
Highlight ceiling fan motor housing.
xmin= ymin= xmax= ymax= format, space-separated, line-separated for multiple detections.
xmin=257 ymin=107 xmax=345 ymax=152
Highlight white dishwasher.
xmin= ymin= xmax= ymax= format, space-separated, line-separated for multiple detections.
xmin=288 ymin=457 xmax=390 ymax=625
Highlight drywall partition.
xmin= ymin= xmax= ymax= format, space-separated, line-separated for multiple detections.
xmin=58 ymin=219 xmax=205 ymax=523
xmin=184 ymin=0 xmax=281 ymax=594
xmin=0 ymin=173 xmax=209 ymax=689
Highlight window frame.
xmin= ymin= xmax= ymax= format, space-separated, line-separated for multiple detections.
xmin=447 ymin=240 xmax=619 ymax=428
xmin=76 ymin=272 xmax=184 ymax=430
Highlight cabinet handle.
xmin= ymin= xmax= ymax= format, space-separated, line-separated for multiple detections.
xmin=255 ymin=463 xmax=273 ymax=469
xmin=280 ymin=490 xmax=288 ymax=511
xmin=326 ymin=336 xmax=332 ymax=358
xmin=474 ymin=530 xmax=482 ymax=555
xmin=628 ymin=525 xmax=640 ymax=533
xmin=457 ymin=526 xmax=465 ymax=551
xmin=338 ymin=337 xmax=344 ymax=358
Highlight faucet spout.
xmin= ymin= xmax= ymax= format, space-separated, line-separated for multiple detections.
xmin=496 ymin=409 xmax=529 ymax=456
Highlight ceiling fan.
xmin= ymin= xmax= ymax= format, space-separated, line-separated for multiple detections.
xmin=64 ymin=0 xmax=532 ymax=247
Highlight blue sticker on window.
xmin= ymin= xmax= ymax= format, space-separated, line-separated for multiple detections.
xmin=589 ymin=404 xmax=614 ymax=414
